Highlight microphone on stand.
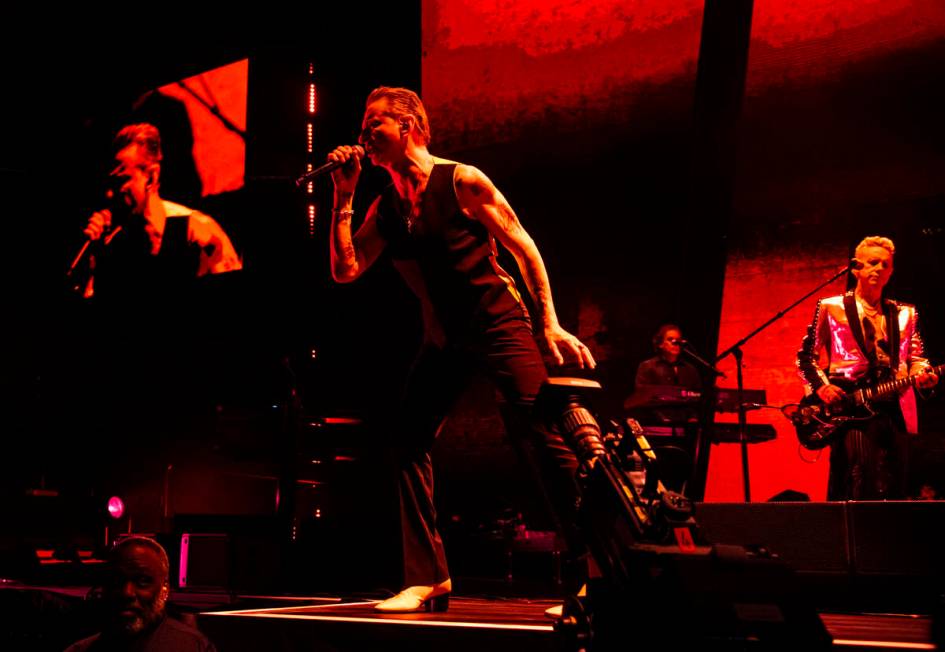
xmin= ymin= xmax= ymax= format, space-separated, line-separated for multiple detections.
xmin=679 ymin=340 xmax=727 ymax=378
xmin=295 ymin=146 xmax=365 ymax=187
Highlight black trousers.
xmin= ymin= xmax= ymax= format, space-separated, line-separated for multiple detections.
xmin=827 ymin=402 xmax=910 ymax=501
xmin=394 ymin=316 xmax=581 ymax=586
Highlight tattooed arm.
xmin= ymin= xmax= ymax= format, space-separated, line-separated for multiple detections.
xmin=330 ymin=195 xmax=386 ymax=283
xmin=189 ymin=211 xmax=243 ymax=276
xmin=328 ymin=145 xmax=386 ymax=283
xmin=453 ymin=164 xmax=595 ymax=369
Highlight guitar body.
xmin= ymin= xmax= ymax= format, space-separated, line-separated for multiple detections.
xmin=790 ymin=363 xmax=942 ymax=450
xmin=792 ymin=379 xmax=875 ymax=450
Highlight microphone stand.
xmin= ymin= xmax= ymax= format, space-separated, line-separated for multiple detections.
xmin=677 ymin=344 xmax=725 ymax=502
xmin=681 ymin=343 xmax=726 ymax=380
xmin=713 ymin=262 xmax=852 ymax=502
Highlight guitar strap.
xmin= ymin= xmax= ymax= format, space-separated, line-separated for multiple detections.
xmin=884 ymin=298 xmax=900 ymax=372
xmin=843 ymin=292 xmax=902 ymax=384
xmin=843 ymin=292 xmax=878 ymax=367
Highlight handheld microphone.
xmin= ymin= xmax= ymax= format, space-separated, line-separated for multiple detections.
xmin=67 ymin=241 xmax=93 ymax=278
xmin=295 ymin=146 xmax=365 ymax=186
xmin=67 ymin=208 xmax=123 ymax=279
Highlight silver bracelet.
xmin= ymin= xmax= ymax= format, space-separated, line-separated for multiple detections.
xmin=332 ymin=208 xmax=354 ymax=218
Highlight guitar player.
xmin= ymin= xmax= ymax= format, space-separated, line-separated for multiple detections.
xmin=796 ymin=235 xmax=938 ymax=500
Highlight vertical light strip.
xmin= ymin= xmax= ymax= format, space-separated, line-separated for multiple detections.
xmin=307 ymin=63 xmax=318 ymax=238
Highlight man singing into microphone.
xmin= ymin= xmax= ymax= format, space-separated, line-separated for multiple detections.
xmin=79 ymin=123 xmax=242 ymax=300
xmin=327 ymin=87 xmax=595 ymax=612
xmin=796 ymin=236 xmax=937 ymax=500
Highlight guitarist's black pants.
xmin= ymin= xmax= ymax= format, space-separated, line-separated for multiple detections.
xmin=828 ymin=403 xmax=910 ymax=500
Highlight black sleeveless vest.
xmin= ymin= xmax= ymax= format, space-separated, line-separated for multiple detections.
xmin=375 ymin=163 xmax=527 ymax=338
xmin=94 ymin=215 xmax=200 ymax=303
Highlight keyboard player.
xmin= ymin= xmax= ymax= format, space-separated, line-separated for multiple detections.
xmin=634 ymin=324 xmax=702 ymax=407
xmin=628 ymin=324 xmax=704 ymax=493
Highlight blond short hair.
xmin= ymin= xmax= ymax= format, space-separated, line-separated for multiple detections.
xmin=855 ymin=236 xmax=895 ymax=259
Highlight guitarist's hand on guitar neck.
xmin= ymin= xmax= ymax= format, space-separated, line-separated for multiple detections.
xmin=816 ymin=383 xmax=846 ymax=406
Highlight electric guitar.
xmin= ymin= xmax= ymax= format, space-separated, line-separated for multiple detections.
xmin=788 ymin=363 xmax=942 ymax=450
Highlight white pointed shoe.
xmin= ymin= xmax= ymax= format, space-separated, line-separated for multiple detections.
xmin=544 ymin=583 xmax=587 ymax=620
xmin=375 ymin=578 xmax=452 ymax=613
xmin=544 ymin=603 xmax=564 ymax=619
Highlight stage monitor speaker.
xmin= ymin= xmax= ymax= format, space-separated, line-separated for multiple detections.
xmin=179 ymin=533 xmax=229 ymax=591
xmin=175 ymin=515 xmax=282 ymax=593
xmin=696 ymin=500 xmax=945 ymax=613
xmin=696 ymin=502 xmax=849 ymax=574
xmin=847 ymin=500 xmax=945 ymax=576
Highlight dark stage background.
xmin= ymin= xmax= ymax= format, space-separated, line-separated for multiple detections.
xmin=1 ymin=0 xmax=943 ymax=593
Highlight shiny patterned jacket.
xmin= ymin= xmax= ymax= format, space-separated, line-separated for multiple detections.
xmin=796 ymin=292 xmax=930 ymax=433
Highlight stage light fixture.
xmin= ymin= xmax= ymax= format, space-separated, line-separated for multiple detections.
xmin=107 ymin=496 xmax=125 ymax=520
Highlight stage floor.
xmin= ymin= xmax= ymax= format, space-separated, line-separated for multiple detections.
xmin=197 ymin=595 xmax=935 ymax=652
